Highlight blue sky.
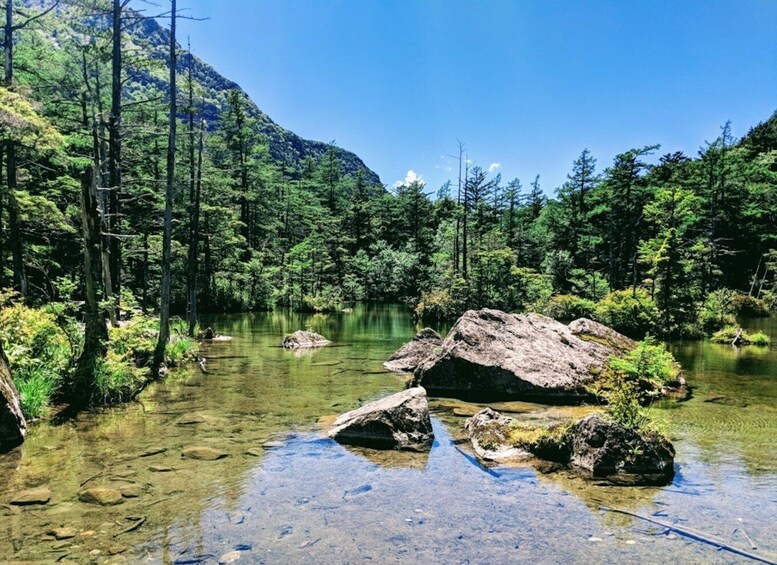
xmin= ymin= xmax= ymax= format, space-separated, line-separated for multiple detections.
xmin=176 ymin=0 xmax=777 ymax=193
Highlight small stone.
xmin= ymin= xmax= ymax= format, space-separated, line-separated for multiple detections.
xmin=177 ymin=414 xmax=206 ymax=425
xmin=245 ymin=447 xmax=263 ymax=457
xmin=625 ymin=540 xmax=636 ymax=545
xmin=78 ymin=487 xmax=124 ymax=506
xmin=149 ymin=465 xmax=173 ymax=472
xmin=140 ymin=446 xmax=166 ymax=457
xmin=119 ymin=484 xmax=142 ymax=498
xmin=10 ymin=486 xmax=51 ymax=505
xmin=219 ymin=550 xmax=242 ymax=564
xmin=52 ymin=540 xmax=72 ymax=549
xmin=588 ymin=536 xmax=603 ymax=542
xmin=90 ymin=549 xmax=102 ymax=556
xmin=666 ymin=534 xmax=678 ymax=540
xmin=80 ymin=530 xmax=96 ymax=537
xmin=262 ymin=441 xmax=284 ymax=448
xmin=108 ymin=545 xmax=126 ymax=555
xmin=181 ymin=446 xmax=228 ymax=461
xmin=48 ymin=527 xmax=77 ymax=540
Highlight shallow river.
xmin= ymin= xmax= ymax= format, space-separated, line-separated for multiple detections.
xmin=1 ymin=305 xmax=776 ymax=564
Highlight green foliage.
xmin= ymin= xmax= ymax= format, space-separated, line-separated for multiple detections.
xmin=592 ymin=336 xmax=682 ymax=429
xmin=711 ymin=325 xmax=771 ymax=346
xmin=594 ymin=289 xmax=658 ymax=337
xmin=541 ymin=294 xmax=596 ymax=321
xmin=0 ymin=303 xmax=72 ymax=418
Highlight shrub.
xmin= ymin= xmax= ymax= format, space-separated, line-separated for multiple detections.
xmin=713 ymin=325 xmax=771 ymax=346
xmin=730 ymin=294 xmax=770 ymax=317
xmin=699 ymin=289 xmax=737 ymax=333
xmin=750 ymin=332 xmax=771 ymax=346
xmin=591 ymin=336 xmax=682 ymax=430
xmin=541 ymin=294 xmax=596 ymax=321
xmin=594 ymin=289 xmax=658 ymax=337
xmin=0 ymin=303 xmax=73 ymax=418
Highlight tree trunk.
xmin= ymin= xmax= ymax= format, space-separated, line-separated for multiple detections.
xmin=153 ymin=0 xmax=176 ymax=374
xmin=187 ymin=117 xmax=203 ymax=337
xmin=108 ymin=0 xmax=123 ymax=306
xmin=74 ymin=168 xmax=108 ymax=403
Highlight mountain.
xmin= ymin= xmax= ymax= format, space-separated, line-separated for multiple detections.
xmin=130 ymin=16 xmax=380 ymax=183
xmin=31 ymin=1 xmax=381 ymax=184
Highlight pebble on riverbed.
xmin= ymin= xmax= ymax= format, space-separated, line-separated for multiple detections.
xmin=181 ymin=446 xmax=229 ymax=460
xmin=78 ymin=487 xmax=124 ymax=506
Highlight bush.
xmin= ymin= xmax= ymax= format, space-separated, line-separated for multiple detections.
xmin=712 ymin=325 xmax=771 ymax=346
xmin=591 ymin=336 xmax=682 ymax=430
xmin=594 ymin=289 xmax=658 ymax=337
xmin=541 ymin=294 xmax=595 ymax=321
xmin=730 ymin=294 xmax=770 ymax=317
xmin=0 ymin=303 xmax=73 ymax=419
xmin=699 ymin=289 xmax=737 ymax=333
xmin=750 ymin=332 xmax=771 ymax=346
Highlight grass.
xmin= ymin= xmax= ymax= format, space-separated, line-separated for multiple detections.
xmin=711 ymin=325 xmax=771 ymax=346
xmin=14 ymin=367 xmax=58 ymax=420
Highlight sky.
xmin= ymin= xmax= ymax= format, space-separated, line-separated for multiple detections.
xmin=174 ymin=0 xmax=777 ymax=194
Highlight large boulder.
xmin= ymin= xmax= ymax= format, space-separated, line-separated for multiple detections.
xmin=568 ymin=318 xmax=636 ymax=356
xmin=0 ymin=344 xmax=26 ymax=453
xmin=411 ymin=309 xmax=622 ymax=402
xmin=328 ymin=387 xmax=434 ymax=451
xmin=566 ymin=413 xmax=675 ymax=485
xmin=282 ymin=330 xmax=330 ymax=349
xmin=384 ymin=328 xmax=442 ymax=373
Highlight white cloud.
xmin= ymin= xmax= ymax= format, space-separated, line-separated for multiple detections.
xmin=394 ymin=170 xmax=425 ymax=188
xmin=488 ymin=162 xmax=501 ymax=172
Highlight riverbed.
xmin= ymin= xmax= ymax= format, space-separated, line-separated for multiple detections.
xmin=1 ymin=305 xmax=776 ymax=564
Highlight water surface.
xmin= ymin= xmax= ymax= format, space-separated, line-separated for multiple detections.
xmin=1 ymin=305 xmax=776 ymax=564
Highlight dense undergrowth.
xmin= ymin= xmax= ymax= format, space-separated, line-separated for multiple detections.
xmin=0 ymin=291 xmax=196 ymax=420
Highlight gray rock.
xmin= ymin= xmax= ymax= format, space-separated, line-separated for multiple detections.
xmin=412 ymin=309 xmax=617 ymax=401
xmin=384 ymin=328 xmax=442 ymax=373
xmin=567 ymin=413 xmax=675 ymax=485
xmin=465 ymin=408 xmax=532 ymax=462
xmin=328 ymin=387 xmax=434 ymax=451
xmin=282 ymin=330 xmax=331 ymax=349
xmin=568 ymin=318 xmax=636 ymax=356
xmin=0 ymin=344 xmax=26 ymax=452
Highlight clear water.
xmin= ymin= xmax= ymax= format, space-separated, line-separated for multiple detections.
xmin=1 ymin=305 xmax=776 ymax=564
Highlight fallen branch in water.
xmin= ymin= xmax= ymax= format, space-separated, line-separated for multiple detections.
xmin=115 ymin=515 xmax=146 ymax=537
xmin=599 ymin=505 xmax=777 ymax=565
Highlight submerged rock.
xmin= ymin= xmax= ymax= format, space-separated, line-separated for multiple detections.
xmin=10 ymin=486 xmax=51 ymax=506
xmin=384 ymin=328 xmax=442 ymax=373
xmin=412 ymin=309 xmax=622 ymax=401
xmin=0 ymin=344 xmax=26 ymax=452
xmin=566 ymin=413 xmax=675 ymax=485
xmin=181 ymin=446 xmax=228 ymax=460
xmin=119 ymin=484 xmax=143 ymax=498
xmin=465 ymin=408 xmax=569 ymax=463
xmin=78 ymin=487 xmax=124 ymax=506
xmin=282 ymin=330 xmax=331 ymax=349
xmin=48 ymin=527 xmax=78 ymax=540
xmin=328 ymin=387 xmax=434 ymax=451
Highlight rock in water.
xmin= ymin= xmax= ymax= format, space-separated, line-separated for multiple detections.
xmin=465 ymin=408 xmax=533 ymax=462
xmin=78 ymin=487 xmax=124 ymax=506
xmin=328 ymin=387 xmax=434 ymax=451
xmin=411 ymin=309 xmax=624 ymax=402
xmin=181 ymin=446 xmax=228 ymax=460
xmin=10 ymin=486 xmax=51 ymax=506
xmin=0 ymin=344 xmax=26 ymax=453
xmin=282 ymin=330 xmax=331 ymax=349
xmin=568 ymin=318 xmax=636 ymax=356
xmin=567 ymin=413 xmax=675 ymax=485
xmin=384 ymin=328 xmax=442 ymax=373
